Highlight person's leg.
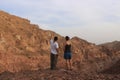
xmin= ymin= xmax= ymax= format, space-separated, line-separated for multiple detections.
xmin=54 ymin=54 xmax=58 ymax=69
xmin=50 ymin=53 xmax=53 ymax=69
xmin=68 ymin=53 xmax=72 ymax=70
xmin=52 ymin=54 xmax=56 ymax=69
xmin=51 ymin=53 xmax=54 ymax=70
xmin=69 ymin=59 xmax=72 ymax=70
xmin=65 ymin=59 xmax=67 ymax=69
xmin=67 ymin=60 xmax=70 ymax=70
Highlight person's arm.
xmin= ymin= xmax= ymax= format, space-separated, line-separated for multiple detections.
xmin=63 ymin=41 xmax=66 ymax=52
xmin=55 ymin=42 xmax=59 ymax=55
xmin=56 ymin=48 xmax=59 ymax=55
xmin=70 ymin=41 xmax=73 ymax=53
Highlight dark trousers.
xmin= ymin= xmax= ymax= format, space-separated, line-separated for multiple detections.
xmin=50 ymin=53 xmax=58 ymax=70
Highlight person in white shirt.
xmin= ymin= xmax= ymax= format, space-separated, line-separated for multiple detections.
xmin=50 ymin=36 xmax=59 ymax=70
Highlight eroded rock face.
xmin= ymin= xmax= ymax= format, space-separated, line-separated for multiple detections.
xmin=99 ymin=41 xmax=120 ymax=56
xmin=0 ymin=10 xmax=120 ymax=75
xmin=0 ymin=11 xmax=55 ymax=72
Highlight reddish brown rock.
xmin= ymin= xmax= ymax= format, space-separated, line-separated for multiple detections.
xmin=0 ymin=10 xmax=120 ymax=80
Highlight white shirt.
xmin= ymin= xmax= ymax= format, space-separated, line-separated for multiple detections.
xmin=50 ymin=39 xmax=59 ymax=54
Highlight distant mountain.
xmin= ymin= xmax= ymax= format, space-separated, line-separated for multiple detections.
xmin=0 ymin=10 xmax=120 ymax=79
xmin=99 ymin=41 xmax=120 ymax=55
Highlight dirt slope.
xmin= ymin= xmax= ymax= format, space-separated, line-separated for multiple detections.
xmin=0 ymin=10 xmax=120 ymax=80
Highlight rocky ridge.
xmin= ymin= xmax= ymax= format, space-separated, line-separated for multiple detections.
xmin=0 ymin=10 xmax=120 ymax=80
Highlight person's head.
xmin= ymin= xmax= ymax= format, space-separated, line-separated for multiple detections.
xmin=54 ymin=36 xmax=58 ymax=41
xmin=65 ymin=36 xmax=70 ymax=41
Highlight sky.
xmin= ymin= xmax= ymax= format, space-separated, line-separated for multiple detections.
xmin=0 ymin=0 xmax=120 ymax=44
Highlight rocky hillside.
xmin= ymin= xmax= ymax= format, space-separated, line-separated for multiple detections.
xmin=0 ymin=10 xmax=60 ymax=72
xmin=0 ymin=60 xmax=120 ymax=80
xmin=99 ymin=41 xmax=120 ymax=55
xmin=0 ymin=10 xmax=120 ymax=80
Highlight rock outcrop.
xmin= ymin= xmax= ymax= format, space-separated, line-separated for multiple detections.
xmin=0 ymin=10 xmax=120 ymax=80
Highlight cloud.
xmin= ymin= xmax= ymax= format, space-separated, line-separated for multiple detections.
xmin=0 ymin=0 xmax=120 ymax=44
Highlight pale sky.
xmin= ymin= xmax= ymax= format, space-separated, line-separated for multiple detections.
xmin=0 ymin=0 xmax=120 ymax=44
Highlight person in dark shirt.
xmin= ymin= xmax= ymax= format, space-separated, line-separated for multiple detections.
xmin=64 ymin=36 xmax=72 ymax=70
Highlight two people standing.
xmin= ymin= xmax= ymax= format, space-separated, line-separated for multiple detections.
xmin=50 ymin=36 xmax=72 ymax=70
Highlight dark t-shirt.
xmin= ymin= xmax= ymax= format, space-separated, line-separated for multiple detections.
xmin=64 ymin=44 xmax=71 ymax=53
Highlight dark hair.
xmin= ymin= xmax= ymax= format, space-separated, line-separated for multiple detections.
xmin=65 ymin=36 xmax=70 ymax=41
xmin=54 ymin=36 xmax=58 ymax=41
